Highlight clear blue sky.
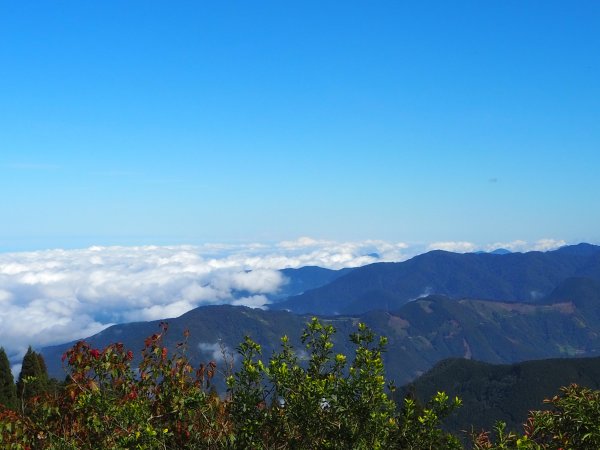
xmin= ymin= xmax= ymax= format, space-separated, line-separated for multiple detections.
xmin=1 ymin=1 xmax=599 ymax=251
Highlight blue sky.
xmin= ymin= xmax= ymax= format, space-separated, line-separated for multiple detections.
xmin=1 ymin=1 xmax=599 ymax=251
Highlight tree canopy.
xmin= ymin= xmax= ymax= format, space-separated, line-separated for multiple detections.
xmin=0 ymin=348 xmax=17 ymax=410
xmin=16 ymin=346 xmax=49 ymax=408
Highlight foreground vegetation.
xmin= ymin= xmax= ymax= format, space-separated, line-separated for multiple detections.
xmin=397 ymin=356 xmax=600 ymax=434
xmin=1 ymin=320 xmax=600 ymax=449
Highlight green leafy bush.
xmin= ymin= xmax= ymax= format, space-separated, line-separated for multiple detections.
xmin=0 ymin=319 xmax=463 ymax=449
xmin=473 ymin=384 xmax=600 ymax=449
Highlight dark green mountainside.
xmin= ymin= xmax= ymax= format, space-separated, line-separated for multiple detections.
xmin=398 ymin=356 xmax=600 ymax=435
xmin=273 ymin=243 xmax=600 ymax=315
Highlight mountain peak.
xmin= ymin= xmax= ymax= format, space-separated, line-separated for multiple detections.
xmin=554 ymin=243 xmax=600 ymax=257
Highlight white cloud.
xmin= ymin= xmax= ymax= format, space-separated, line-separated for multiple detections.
xmin=222 ymin=270 xmax=284 ymax=294
xmin=484 ymin=240 xmax=529 ymax=252
xmin=198 ymin=341 xmax=238 ymax=364
xmin=0 ymin=240 xmax=411 ymax=363
xmin=278 ymin=236 xmax=322 ymax=249
xmin=231 ymin=295 xmax=269 ymax=309
xmin=427 ymin=241 xmax=478 ymax=253
xmin=0 ymin=237 xmax=571 ymax=366
xmin=484 ymin=239 xmax=566 ymax=253
xmin=127 ymin=300 xmax=197 ymax=322
xmin=531 ymin=239 xmax=566 ymax=252
xmin=0 ymin=289 xmax=12 ymax=303
xmin=407 ymin=286 xmax=433 ymax=302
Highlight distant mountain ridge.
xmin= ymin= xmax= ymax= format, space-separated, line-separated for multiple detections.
xmin=42 ymin=275 xmax=600 ymax=387
xmin=272 ymin=243 xmax=600 ymax=315
xmin=269 ymin=266 xmax=353 ymax=301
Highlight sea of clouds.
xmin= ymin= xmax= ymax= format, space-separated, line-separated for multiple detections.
xmin=0 ymin=237 xmax=565 ymax=364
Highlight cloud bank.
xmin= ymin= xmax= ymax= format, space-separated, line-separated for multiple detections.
xmin=0 ymin=237 xmax=567 ymax=364
xmin=0 ymin=239 xmax=408 ymax=362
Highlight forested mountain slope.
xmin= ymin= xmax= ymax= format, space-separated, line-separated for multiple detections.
xmin=42 ymin=277 xmax=600 ymax=386
xmin=273 ymin=244 xmax=600 ymax=315
xmin=398 ymin=356 xmax=600 ymax=434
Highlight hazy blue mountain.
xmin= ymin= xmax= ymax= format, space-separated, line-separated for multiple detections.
xmin=474 ymin=248 xmax=511 ymax=255
xmin=398 ymin=356 xmax=600 ymax=435
xmin=42 ymin=277 xmax=600 ymax=388
xmin=553 ymin=242 xmax=600 ymax=257
xmin=272 ymin=244 xmax=600 ymax=315
xmin=544 ymin=276 xmax=600 ymax=304
xmin=269 ymin=266 xmax=354 ymax=302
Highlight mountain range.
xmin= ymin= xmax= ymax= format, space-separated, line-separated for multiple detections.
xmin=268 ymin=265 xmax=353 ymax=301
xmin=42 ymin=272 xmax=600 ymax=388
xmin=32 ymin=242 xmax=600 ymax=439
xmin=272 ymin=243 xmax=600 ymax=314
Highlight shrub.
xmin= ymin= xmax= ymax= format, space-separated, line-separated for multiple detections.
xmin=0 ymin=319 xmax=461 ymax=449
xmin=472 ymin=384 xmax=600 ymax=450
